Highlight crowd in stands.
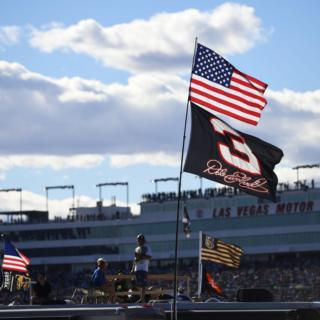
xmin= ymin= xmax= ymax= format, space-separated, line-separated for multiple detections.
xmin=87 ymin=254 xmax=320 ymax=302
xmin=0 ymin=210 xmax=133 ymax=227
xmin=53 ymin=211 xmax=131 ymax=225
xmin=142 ymin=187 xmax=238 ymax=203
xmin=141 ymin=179 xmax=318 ymax=203
xmin=3 ymin=253 xmax=319 ymax=304
xmin=215 ymin=256 xmax=320 ymax=301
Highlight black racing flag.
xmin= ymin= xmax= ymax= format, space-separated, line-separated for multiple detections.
xmin=184 ymin=103 xmax=283 ymax=201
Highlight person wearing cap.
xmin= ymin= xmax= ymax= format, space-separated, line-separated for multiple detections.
xmin=132 ymin=234 xmax=152 ymax=303
xmin=91 ymin=258 xmax=115 ymax=303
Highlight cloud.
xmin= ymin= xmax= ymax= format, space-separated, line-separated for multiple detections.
xmin=29 ymin=3 xmax=266 ymax=73
xmin=267 ymin=89 xmax=320 ymax=114
xmin=0 ymin=60 xmax=187 ymax=155
xmin=110 ymin=152 xmax=180 ymax=168
xmin=0 ymin=26 xmax=21 ymax=46
xmin=275 ymin=166 xmax=319 ymax=185
xmin=231 ymin=91 xmax=320 ymax=171
xmin=0 ymin=154 xmax=104 ymax=171
xmin=0 ymin=190 xmax=45 ymax=214
xmin=0 ymin=59 xmax=319 ymax=175
xmin=265 ymin=90 xmax=320 ymax=166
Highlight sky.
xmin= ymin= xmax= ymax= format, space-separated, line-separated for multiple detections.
xmin=0 ymin=0 xmax=319 ymax=217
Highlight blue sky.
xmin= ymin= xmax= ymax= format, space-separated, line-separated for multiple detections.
xmin=0 ymin=0 xmax=319 ymax=216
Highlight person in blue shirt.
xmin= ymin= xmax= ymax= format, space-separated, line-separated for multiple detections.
xmin=91 ymin=258 xmax=115 ymax=303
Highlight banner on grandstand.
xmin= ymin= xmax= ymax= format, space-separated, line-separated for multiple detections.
xmin=184 ymin=103 xmax=283 ymax=201
xmin=201 ymin=233 xmax=243 ymax=268
xmin=172 ymin=200 xmax=319 ymax=221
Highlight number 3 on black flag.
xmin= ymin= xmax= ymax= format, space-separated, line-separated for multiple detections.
xmin=184 ymin=103 xmax=284 ymax=201
xmin=210 ymin=117 xmax=261 ymax=175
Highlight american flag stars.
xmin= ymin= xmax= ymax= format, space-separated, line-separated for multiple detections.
xmin=193 ymin=46 xmax=233 ymax=87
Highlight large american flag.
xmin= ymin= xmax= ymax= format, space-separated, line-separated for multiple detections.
xmin=189 ymin=43 xmax=268 ymax=126
xmin=2 ymin=239 xmax=30 ymax=273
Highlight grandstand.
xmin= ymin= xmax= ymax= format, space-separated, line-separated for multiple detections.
xmin=0 ymin=179 xmax=319 ymax=301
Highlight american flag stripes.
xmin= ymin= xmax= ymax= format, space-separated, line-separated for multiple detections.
xmin=2 ymin=239 xmax=30 ymax=273
xmin=189 ymin=43 xmax=268 ymax=126
xmin=201 ymin=233 xmax=243 ymax=268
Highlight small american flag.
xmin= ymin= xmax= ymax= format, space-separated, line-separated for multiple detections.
xmin=2 ymin=239 xmax=30 ymax=273
xmin=182 ymin=205 xmax=191 ymax=238
xmin=189 ymin=43 xmax=268 ymax=126
xmin=201 ymin=233 xmax=243 ymax=268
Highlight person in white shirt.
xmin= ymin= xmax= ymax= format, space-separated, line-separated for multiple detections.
xmin=132 ymin=234 xmax=152 ymax=303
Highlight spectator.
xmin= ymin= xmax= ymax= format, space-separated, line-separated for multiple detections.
xmin=31 ymin=273 xmax=52 ymax=305
xmin=132 ymin=234 xmax=152 ymax=303
xmin=91 ymin=258 xmax=115 ymax=303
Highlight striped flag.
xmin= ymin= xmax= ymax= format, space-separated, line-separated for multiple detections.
xmin=201 ymin=233 xmax=243 ymax=268
xmin=2 ymin=239 xmax=30 ymax=273
xmin=189 ymin=43 xmax=268 ymax=126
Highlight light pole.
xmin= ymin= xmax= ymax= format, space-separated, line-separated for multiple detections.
xmin=151 ymin=177 xmax=179 ymax=194
xmin=96 ymin=182 xmax=129 ymax=210
xmin=45 ymin=185 xmax=75 ymax=215
xmin=292 ymin=164 xmax=320 ymax=183
xmin=0 ymin=188 xmax=22 ymax=215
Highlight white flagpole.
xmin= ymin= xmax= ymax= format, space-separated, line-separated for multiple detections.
xmin=197 ymin=230 xmax=203 ymax=298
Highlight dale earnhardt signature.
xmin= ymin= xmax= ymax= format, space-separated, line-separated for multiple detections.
xmin=203 ymin=160 xmax=269 ymax=193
